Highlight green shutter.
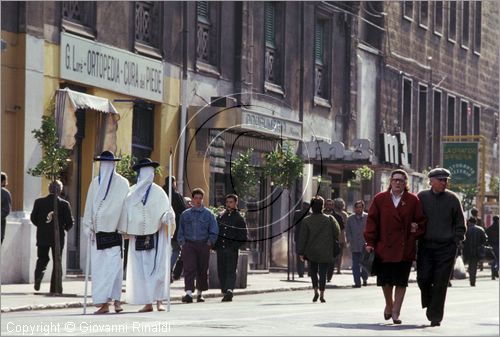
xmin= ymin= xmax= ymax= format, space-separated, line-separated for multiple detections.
xmin=197 ymin=1 xmax=209 ymax=21
xmin=315 ymin=20 xmax=324 ymax=64
xmin=265 ymin=2 xmax=275 ymax=46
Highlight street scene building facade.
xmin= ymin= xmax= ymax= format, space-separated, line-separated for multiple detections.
xmin=1 ymin=1 xmax=499 ymax=283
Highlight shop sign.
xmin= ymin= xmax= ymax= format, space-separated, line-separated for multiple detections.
xmin=303 ymin=139 xmax=372 ymax=162
xmin=241 ymin=109 xmax=302 ymax=140
xmin=442 ymin=142 xmax=479 ymax=189
xmin=380 ymin=132 xmax=410 ymax=167
xmin=60 ymin=32 xmax=163 ymax=102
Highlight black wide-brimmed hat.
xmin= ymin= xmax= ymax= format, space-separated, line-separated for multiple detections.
xmin=132 ymin=158 xmax=160 ymax=171
xmin=94 ymin=150 xmax=121 ymax=162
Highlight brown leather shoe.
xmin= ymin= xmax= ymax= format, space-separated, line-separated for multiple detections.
xmin=94 ymin=304 xmax=110 ymax=314
xmin=138 ymin=304 xmax=153 ymax=312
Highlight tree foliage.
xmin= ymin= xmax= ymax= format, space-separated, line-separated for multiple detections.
xmin=264 ymin=142 xmax=304 ymax=190
xmin=230 ymin=148 xmax=260 ymax=199
xmin=27 ymin=114 xmax=70 ymax=180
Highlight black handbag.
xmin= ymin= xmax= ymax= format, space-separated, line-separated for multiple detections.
xmin=95 ymin=232 xmax=122 ymax=250
xmin=360 ymin=249 xmax=377 ymax=276
xmin=135 ymin=233 xmax=156 ymax=251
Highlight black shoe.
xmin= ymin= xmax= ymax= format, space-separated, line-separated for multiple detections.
xmin=197 ymin=295 xmax=205 ymax=303
xmin=181 ymin=295 xmax=193 ymax=303
xmin=221 ymin=292 xmax=233 ymax=302
xmin=352 ymin=284 xmax=361 ymax=288
xmin=363 ymin=280 xmax=368 ymax=286
xmin=312 ymin=293 xmax=319 ymax=302
xmin=34 ymin=273 xmax=43 ymax=291
xmin=320 ymin=297 xmax=325 ymax=303
xmin=430 ymin=321 xmax=441 ymax=327
xmin=470 ymin=283 xmax=476 ymax=287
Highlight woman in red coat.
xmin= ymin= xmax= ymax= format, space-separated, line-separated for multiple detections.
xmin=364 ymin=169 xmax=426 ymax=324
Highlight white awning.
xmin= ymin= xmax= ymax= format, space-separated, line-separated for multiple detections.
xmin=55 ymin=88 xmax=120 ymax=151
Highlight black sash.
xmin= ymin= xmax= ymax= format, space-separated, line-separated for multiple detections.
xmin=96 ymin=232 xmax=122 ymax=250
xmin=135 ymin=233 xmax=156 ymax=251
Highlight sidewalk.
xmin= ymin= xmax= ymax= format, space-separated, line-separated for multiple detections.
xmin=0 ymin=269 xmax=492 ymax=313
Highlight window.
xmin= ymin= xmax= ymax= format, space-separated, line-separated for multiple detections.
xmin=403 ymin=1 xmax=413 ymax=21
xmin=447 ymin=95 xmax=456 ymax=135
xmin=264 ymin=1 xmax=284 ymax=93
xmin=434 ymin=1 xmax=443 ymax=36
xmin=135 ymin=1 xmax=162 ymax=57
xmin=314 ymin=17 xmax=331 ymax=105
xmin=402 ymin=77 xmax=413 ymax=149
xmin=417 ymin=84 xmax=428 ymax=171
xmin=448 ymin=1 xmax=457 ymax=42
xmin=196 ymin=1 xmax=220 ymax=73
xmin=461 ymin=1 xmax=470 ymax=49
xmin=473 ymin=1 xmax=482 ymax=54
xmin=132 ymin=101 xmax=155 ymax=159
xmin=61 ymin=1 xmax=95 ymax=38
xmin=473 ymin=105 xmax=480 ymax=135
xmin=460 ymin=100 xmax=470 ymax=135
xmin=432 ymin=90 xmax=442 ymax=167
xmin=419 ymin=1 xmax=429 ymax=28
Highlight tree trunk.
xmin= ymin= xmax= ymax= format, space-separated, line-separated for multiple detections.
xmin=52 ymin=186 xmax=63 ymax=294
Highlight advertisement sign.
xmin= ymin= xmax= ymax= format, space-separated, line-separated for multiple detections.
xmin=442 ymin=142 xmax=479 ymax=189
xmin=60 ymin=32 xmax=163 ymax=102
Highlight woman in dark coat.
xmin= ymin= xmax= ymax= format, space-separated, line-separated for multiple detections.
xmin=364 ymin=169 xmax=426 ymax=324
xmin=298 ymin=196 xmax=340 ymax=303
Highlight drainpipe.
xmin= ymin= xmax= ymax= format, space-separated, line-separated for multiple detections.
xmin=178 ymin=2 xmax=188 ymax=194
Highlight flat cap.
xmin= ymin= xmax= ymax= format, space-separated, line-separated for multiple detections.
xmin=428 ymin=167 xmax=451 ymax=179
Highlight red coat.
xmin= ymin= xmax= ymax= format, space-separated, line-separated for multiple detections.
xmin=364 ymin=190 xmax=426 ymax=263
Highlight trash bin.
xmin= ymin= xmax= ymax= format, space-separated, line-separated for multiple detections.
xmin=208 ymin=250 xmax=249 ymax=289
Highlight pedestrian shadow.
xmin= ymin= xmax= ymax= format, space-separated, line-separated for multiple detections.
xmin=259 ymin=302 xmax=314 ymax=306
xmin=316 ymin=322 xmax=428 ymax=331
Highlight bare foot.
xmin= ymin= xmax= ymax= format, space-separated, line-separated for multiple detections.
xmin=157 ymin=301 xmax=165 ymax=311
xmin=138 ymin=304 xmax=153 ymax=312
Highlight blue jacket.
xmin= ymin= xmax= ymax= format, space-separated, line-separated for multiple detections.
xmin=178 ymin=206 xmax=219 ymax=246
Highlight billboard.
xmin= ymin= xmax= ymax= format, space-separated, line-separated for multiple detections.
xmin=442 ymin=142 xmax=479 ymax=190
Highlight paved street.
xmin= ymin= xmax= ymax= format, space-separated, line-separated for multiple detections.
xmin=1 ymin=275 xmax=498 ymax=336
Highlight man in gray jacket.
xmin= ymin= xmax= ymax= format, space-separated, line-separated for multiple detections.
xmin=345 ymin=200 xmax=368 ymax=288
xmin=417 ymin=168 xmax=466 ymax=327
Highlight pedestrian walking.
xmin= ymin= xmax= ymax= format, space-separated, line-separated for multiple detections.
xmin=365 ymin=169 xmax=426 ymax=325
xmin=417 ymin=167 xmax=466 ymax=327
xmin=215 ymin=194 xmax=248 ymax=302
xmin=345 ymin=200 xmax=369 ymax=288
xmin=298 ymin=196 xmax=340 ymax=303
xmin=333 ymin=198 xmax=349 ymax=274
xmin=31 ymin=180 xmax=74 ymax=293
xmin=1 ymin=172 xmax=12 ymax=244
xmin=82 ymin=151 xmax=129 ymax=314
xmin=177 ymin=188 xmax=218 ymax=303
xmin=462 ymin=217 xmax=487 ymax=286
xmin=486 ymin=215 xmax=499 ymax=280
xmin=293 ymin=202 xmax=310 ymax=278
xmin=118 ymin=158 xmax=176 ymax=312
xmin=162 ymin=176 xmax=187 ymax=280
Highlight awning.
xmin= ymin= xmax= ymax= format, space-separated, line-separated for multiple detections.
xmin=55 ymin=88 xmax=120 ymax=151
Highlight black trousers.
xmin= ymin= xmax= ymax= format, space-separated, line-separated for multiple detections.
xmin=467 ymin=257 xmax=479 ymax=285
xmin=35 ymin=244 xmax=64 ymax=293
xmin=309 ymin=261 xmax=329 ymax=291
xmin=417 ymin=242 xmax=457 ymax=323
xmin=217 ymin=247 xmax=239 ymax=293
xmin=1 ymin=216 xmax=5 ymax=244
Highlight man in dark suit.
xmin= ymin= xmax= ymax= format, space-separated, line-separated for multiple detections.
xmin=31 ymin=180 xmax=73 ymax=292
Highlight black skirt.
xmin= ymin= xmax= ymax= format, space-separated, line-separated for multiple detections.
xmin=376 ymin=261 xmax=412 ymax=287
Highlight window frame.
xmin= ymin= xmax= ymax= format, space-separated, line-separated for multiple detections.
xmin=61 ymin=1 xmax=96 ymax=39
xmin=460 ymin=99 xmax=470 ymax=135
xmin=461 ymin=1 xmax=470 ymax=50
xmin=313 ymin=13 xmax=332 ymax=107
xmin=433 ymin=1 xmax=443 ymax=37
xmin=447 ymin=0 xmax=457 ymax=44
xmin=401 ymin=76 xmax=413 ymax=150
xmin=418 ymin=1 xmax=429 ymax=29
xmin=195 ymin=1 xmax=221 ymax=76
xmin=473 ymin=1 xmax=482 ymax=56
xmin=263 ymin=1 xmax=285 ymax=96
xmin=403 ymin=1 xmax=414 ymax=22
xmin=447 ymin=94 xmax=456 ymax=136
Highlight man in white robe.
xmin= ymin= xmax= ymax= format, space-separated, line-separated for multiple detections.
xmin=82 ymin=151 xmax=129 ymax=314
xmin=118 ymin=158 xmax=175 ymax=312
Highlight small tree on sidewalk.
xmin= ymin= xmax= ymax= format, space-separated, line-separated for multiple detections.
xmin=27 ymin=99 xmax=71 ymax=294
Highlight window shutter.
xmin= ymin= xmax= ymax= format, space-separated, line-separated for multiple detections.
xmin=197 ymin=1 xmax=209 ymax=21
xmin=265 ymin=2 xmax=275 ymax=46
xmin=315 ymin=20 xmax=324 ymax=64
